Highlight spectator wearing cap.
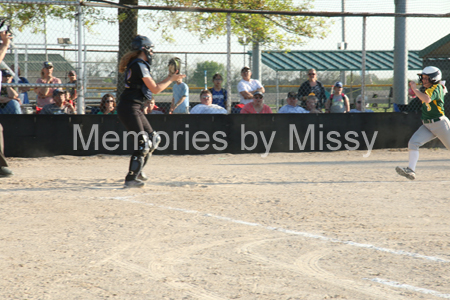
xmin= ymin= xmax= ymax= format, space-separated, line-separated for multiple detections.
xmin=278 ymin=91 xmax=308 ymax=114
xmin=297 ymin=68 xmax=326 ymax=108
xmin=11 ymin=65 xmax=31 ymax=104
xmin=240 ymin=91 xmax=272 ymax=114
xmin=190 ymin=90 xmax=227 ymax=114
xmin=325 ymin=81 xmax=350 ymax=113
xmin=349 ymin=95 xmax=374 ymax=113
xmin=40 ymin=88 xmax=76 ymax=115
xmin=0 ymin=69 xmax=22 ymax=114
xmin=35 ymin=61 xmax=62 ymax=108
xmin=237 ymin=66 xmax=265 ymax=105
xmin=67 ymin=70 xmax=78 ymax=104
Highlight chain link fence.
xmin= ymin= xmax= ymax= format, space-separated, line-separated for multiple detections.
xmin=1 ymin=1 xmax=449 ymax=115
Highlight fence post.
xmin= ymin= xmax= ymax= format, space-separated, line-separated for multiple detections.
xmin=361 ymin=16 xmax=366 ymax=112
xmin=226 ymin=13 xmax=232 ymax=114
xmin=77 ymin=3 xmax=85 ymax=114
xmin=393 ymin=0 xmax=408 ymax=106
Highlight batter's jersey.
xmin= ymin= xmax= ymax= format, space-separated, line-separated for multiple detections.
xmin=422 ymin=84 xmax=445 ymax=120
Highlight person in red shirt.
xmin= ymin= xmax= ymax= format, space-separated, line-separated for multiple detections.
xmin=240 ymin=92 xmax=272 ymax=114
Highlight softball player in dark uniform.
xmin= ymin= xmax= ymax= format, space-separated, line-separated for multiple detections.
xmin=117 ymin=35 xmax=185 ymax=188
xmin=396 ymin=66 xmax=450 ymax=180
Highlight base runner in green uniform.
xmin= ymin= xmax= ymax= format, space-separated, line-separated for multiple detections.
xmin=396 ymin=66 xmax=450 ymax=180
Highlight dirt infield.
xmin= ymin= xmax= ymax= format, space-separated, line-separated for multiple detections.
xmin=1 ymin=149 xmax=449 ymax=300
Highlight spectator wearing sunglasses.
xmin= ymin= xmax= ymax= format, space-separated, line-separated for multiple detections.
xmin=240 ymin=91 xmax=272 ymax=114
xmin=190 ymin=90 xmax=227 ymax=114
xmin=35 ymin=61 xmax=62 ymax=108
xmin=98 ymin=93 xmax=117 ymax=115
xmin=297 ymin=68 xmax=326 ymax=108
xmin=349 ymin=95 xmax=374 ymax=113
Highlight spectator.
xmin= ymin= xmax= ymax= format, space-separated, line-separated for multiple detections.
xmin=240 ymin=91 xmax=272 ymax=114
xmin=190 ymin=90 xmax=227 ymax=114
xmin=169 ymin=76 xmax=189 ymax=114
xmin=0 ymin=69 xmax=22 ymax=114
xmin=11 ymin=65 xmax=30 ymax=104
xmin=142 ymin=98 xmax=163 ymax=115
xmin=305 ymin=94 xmax=323 ymax=114
xmin=297 ymin=68 xmax=326 ymax=108
xmin=237 ymin=66 xmax=265 ymax=105
xmin=349 ymin=95 xmax=374 ymax=113
xmin=209 ymin=73 xmax=227 ymax=109
xmin=35 ymin=62 xmax=62 ymax=108
xmin=278 ymin=91 xmax=308 ymax=113
xmin=325 ymin=81 xmax=350 ymax=113
xmin=0 ymin=29 xmax=14 ymax=177
xmin=97 ymin=93 xmax=117 ymax=115
xmin=40 ymin=88 xmax=76 ymax=115
xmin=67 ymin=70 xmax=78 ymax=104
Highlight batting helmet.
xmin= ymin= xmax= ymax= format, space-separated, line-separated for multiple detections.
xmin=418 ymin=66 xmax=442 ymax=84
xmin=131 ymin=35 xmax=155 ymax=65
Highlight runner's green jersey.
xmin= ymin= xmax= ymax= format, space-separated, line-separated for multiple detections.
xmin=422 ymin=84 xmax=445 ymax=120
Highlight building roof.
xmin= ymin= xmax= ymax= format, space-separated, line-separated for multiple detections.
xmin=251 ymin=50 xmax=423 ymax=72
xmin=2 ymin=53 xmax=75 ymax=73
xmin=419 ymin=33 xmax=450 ymax=58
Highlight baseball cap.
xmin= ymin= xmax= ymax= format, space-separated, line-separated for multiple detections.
xmin=254 ymin=91 xmax=264 ymax=97
xmin=334 ymin=81 xmax=343 ymax=88
xmin=287 ymin=91 xmax=297 ymax=98
xmin=53 ymin=88 xmax=65 ymax=97
xmin=68 ymin=70 xmax=76 ymax=76
xmin=241 ymin=66 xmax=251 ymax=72
xmin=43 ymin=61 xmax=53 ymax=68
xmin=1 ymin=69 xmax=13 ymax=77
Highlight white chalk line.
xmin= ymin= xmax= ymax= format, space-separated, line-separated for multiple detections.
xmin=365 ymin=278 xmax=450 ymax=299
xmin=104 ymin=195 xmax=449 ymax=264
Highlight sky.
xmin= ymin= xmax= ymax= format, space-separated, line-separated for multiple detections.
xmin=7 ymin=0 xmax=450 ymax=79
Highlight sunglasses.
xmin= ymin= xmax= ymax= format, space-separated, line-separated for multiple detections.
xmin=357 ymin=101 xmax=362 ymax=103
xmin=202 ymin=95 xmax=211 ymax=99
xmin=254 ymin=96 xmax=263 ymax=99
xmin=214 ymin=78 xmax=223 ymax=81
xmin=308 ymin=73 xmax=316 ymax=75
xmin=68 ymin=74 xmax=75 ymax=76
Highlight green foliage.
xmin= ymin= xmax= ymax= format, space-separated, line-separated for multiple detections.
xmin=145 ymin=0 xmax=331 ymax=49
xmin=0 ymin=3 xmax=110 ymax=34
xmin=189 ymin=60 xmax=226 ymax=87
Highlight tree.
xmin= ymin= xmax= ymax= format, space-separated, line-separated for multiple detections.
xmin=146 ymin=0 xmax=330 ymax=50
xmin=189 ymin=61 xmax=226 ymax=88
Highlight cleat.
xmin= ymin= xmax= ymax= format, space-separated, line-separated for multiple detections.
xmin=124 ymin=179 xmax=145 ymax=188
xmin=0 ymin=166 xmax=13 ymax=177
xmin=137 ymin=172 xmax=148 ymax=181
xmin=396 ymin=166 xmax=416 ymax=180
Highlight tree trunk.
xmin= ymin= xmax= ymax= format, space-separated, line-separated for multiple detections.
xmin=117 ymin=0 xmax=138 ymax=99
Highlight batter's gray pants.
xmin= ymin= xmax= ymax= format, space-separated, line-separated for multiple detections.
xmin=408 ymin=116 xmax=450 ymax=151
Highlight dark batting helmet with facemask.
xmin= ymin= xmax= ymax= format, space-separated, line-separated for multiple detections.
xmin=131 ymin=35 xmax=155 ymax=65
